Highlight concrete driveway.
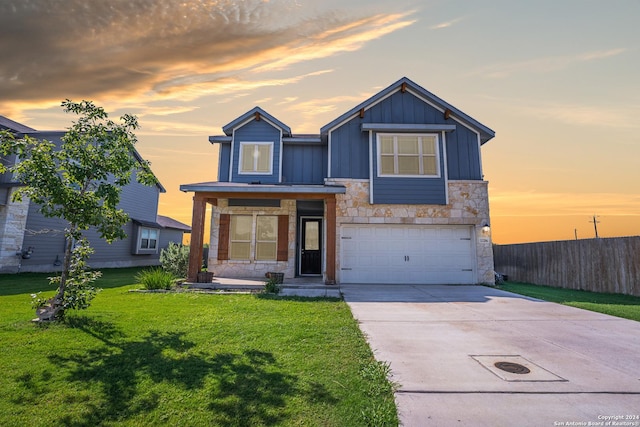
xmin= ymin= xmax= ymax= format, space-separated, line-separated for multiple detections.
xmin=341 ymin=284 xmax=640 ymax=427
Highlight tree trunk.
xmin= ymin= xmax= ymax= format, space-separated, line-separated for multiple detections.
xmin=50 ymin=225 xmax=76 ymax=318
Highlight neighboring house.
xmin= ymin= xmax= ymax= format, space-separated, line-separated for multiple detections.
xmin=0 ymin=116 xmax=191 ymax=273
xmin=180 ymin=77 xmax=495 ymax=285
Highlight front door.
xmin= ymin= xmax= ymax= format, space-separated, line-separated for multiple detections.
xmin=300 ymin=217 xmax=322 ymax=275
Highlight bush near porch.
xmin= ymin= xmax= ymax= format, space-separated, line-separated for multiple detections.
xmin=0 ymin=268 xmax=398 ymax=426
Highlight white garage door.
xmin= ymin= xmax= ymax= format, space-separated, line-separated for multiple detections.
xmin=340 ymin=225 xmax=476 ymax=284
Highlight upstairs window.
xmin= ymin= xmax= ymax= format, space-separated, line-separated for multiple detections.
xmin=377 ymin=134 xmax=440 ymax=177
xmin=239 ymin=142 xmax=273 ymax=174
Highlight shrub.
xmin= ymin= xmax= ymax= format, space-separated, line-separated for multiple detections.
xmin=264 ymin=277 xmax=281 ymax=294
xmin=136 ymin=267 xmax=175 ymax=290
xmin=160 ymin=242 xmax=190 ymax=278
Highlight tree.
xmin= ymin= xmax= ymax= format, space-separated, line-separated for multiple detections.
xmin=0 ymin=100 xmax=158 ymax=320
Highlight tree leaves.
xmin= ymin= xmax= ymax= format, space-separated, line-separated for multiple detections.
xmin=0 ymin=100 xmax=160 ymax=317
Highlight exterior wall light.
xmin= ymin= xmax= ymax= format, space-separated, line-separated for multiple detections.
xmin=17 ymin=247 xmax=34 ymax=259
xmin=481 ymin=223 xmax=491 ymax=234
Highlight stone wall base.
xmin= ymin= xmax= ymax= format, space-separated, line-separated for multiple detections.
xmin=327 ymin=178 xmax=495 ymax=284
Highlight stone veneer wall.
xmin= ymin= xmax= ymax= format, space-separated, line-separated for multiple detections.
xmin=0 ymin=191 xmax=30 ymax=273
xmin=326 ymin=178 xmax=495 ymax=284
xmin=207 ymin=199 xmax=297 ymax=279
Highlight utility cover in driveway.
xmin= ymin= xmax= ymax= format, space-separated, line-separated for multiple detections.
xmin=471 ymin=355 xmax=567 ymax=382
xmin=340 ymin=225 xmax=475 ymax=284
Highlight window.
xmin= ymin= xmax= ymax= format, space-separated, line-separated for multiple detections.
xmin=132 ymin=226 xmax=160 ymax=254
xmin=378 ymin=134 xmax=439 ymax=177
xmin=239 ymin=142 xmax=273 ymax=174
xmin=140 ymin=228 xmax=159 ymax=250
xmin=256 ymin=216 xmax=277 ymax=260
xmin=229 ymin=215 xmax=278 ymax=260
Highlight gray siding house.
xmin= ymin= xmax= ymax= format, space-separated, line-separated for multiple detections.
xmin=181 ymin=77 xmax=496 ymax=285
xmin=0 ymin=117 xmax=190 ymax=273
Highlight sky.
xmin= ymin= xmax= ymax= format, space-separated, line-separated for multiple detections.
xmin=1 ymin=0 xmax=639 ymax=244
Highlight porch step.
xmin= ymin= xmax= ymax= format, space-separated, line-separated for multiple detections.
xmin=184 ymin=279 xmax=341 ymax=298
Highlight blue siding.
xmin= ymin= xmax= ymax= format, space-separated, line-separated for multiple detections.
xmin=20 ymin=171 xmax=166 ymax=271
xmin=371 ymin=136 xmax=447 ymax=204
xmin=231 ymin=120 xmax=281 ymax=184
xmin=329 ymin=90 xmax=482 ymax=181
xmin=119 ymin=171 xmax=161 ymax=222
xmin=281 ymin=143 xmax=327 ymax=184
xmin=372 ymin=178 xmax=446 ymax=204
xmin=329 ymin=119 xmax=368 ymax=179
xmin=218 ymin=143 xmax=231 ymax=182
xmin=17 ymin=133 xmax=177 ymax=272
xmin=446 ymin=126 xmax=481 ymax=180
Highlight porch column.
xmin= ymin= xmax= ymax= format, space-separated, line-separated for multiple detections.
xmin=325 ymin=196 xmax=337 ymax=285
xmin=187 ymin=194 xmax=206 ymax=282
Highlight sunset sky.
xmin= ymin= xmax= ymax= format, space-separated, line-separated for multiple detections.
xmin=1 ymin=0 xmax=638 ymax=244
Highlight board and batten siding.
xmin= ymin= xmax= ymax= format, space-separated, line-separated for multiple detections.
xmin=329 ymin=89 xmax=482 ymax=183
xmin=217 ymin=143 xmax=232 ymax=182
xmin=230 ymin=120 xmax=281 ymax=184
xmin=329 ymin=119 xmax=369 ymax=179
xmin=446 ymin=125 xmax=482 ymax=180
xmin=493 ymin=237 xmax=640 ymax=297
xmin=281 ymin=143 xmax=327 ymax=184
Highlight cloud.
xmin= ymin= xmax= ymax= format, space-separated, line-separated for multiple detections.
xmin=136 ymin=106 xmax=200 ymax=117
xmin=503 ymin=100 xmax=640 ymax=129
xmin=284 ymin=93 xmax=374 ymax=132
xmin=134 ymin=119 xmax=217 ymax=137
xmin=491 ymin=190 xmax=640 ymax=217
xmin=429 ymin=17 xmax=464 ymax=30
xmin=162 ymin=70 xmax=334 ymax=102
xmin=0 ymin=0 xmax=416 ymax=116
xmin=470 ymin=48 xmax=627 ymax=78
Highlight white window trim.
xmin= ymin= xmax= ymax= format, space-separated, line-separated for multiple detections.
xmin=238 ymin=141 xmax=274 ymax=175
xmin=135 ymin=226 xmax=160 ymax=254
xmin=376 ymin=133 xmax=441 ymax=178
xmin=229 ymin=214 xmax=279 ymax=261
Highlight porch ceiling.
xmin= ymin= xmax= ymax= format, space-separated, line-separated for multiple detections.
xmin=180 ymin=181 xmax=346 ymax=195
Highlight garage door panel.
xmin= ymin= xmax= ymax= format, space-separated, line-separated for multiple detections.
xmin=340 ymin=224 xmax=476 ymax=284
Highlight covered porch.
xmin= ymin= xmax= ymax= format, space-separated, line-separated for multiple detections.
xmin=179 ymin=182 xmax=346 ymax=285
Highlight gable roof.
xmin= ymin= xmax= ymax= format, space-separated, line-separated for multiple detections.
xmin=320 ymin=77 xmax=495 ymax=144
xmin=157 ymin=215 xmax=191 ymax=232
xmin=0 ymin=117 xmax=167 ymax=193
xmin=0 ymin=115 xmax=37 ymax=133
xmin=221 ymin=106 xmax=291 ymax=137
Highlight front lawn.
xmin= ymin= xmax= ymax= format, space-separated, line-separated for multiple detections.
xmin=497 ymin=282 xmax=640 ymax=322
xmin=0 ymin=268 xmax=398 ymax=426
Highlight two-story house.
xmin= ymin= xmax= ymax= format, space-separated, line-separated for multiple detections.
xmin=181 ymin=77 xmax=495 ymax=285
xmin=0 ymin=116 xmax=191 ymax=273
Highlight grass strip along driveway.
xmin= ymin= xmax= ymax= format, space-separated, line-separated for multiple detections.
xmin=0 ymin=268 xmax=398 ymax=427
xmin=497 ymin=282 xmax=640 ymax=322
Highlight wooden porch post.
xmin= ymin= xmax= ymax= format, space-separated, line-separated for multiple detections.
xmin=325 ymin=196 xmax=337 ymax=285
xmin=188 ymin=194 xmax=206 ymax=282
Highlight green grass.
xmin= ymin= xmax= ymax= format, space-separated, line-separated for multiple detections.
xmin=496 ymin=282 xmax=640 ymax=322
xmin=0 ymin=268 xmax=398 ymax=426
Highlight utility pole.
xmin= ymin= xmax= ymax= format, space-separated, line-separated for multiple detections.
xmin=590 ymin=215 xmax=600 ymax=238
xmin=574 ymin=228 xmax=578 ymax=240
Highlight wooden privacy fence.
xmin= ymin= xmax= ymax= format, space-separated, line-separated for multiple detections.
xmin=493 ymin=236 xmax=640 ymax=296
